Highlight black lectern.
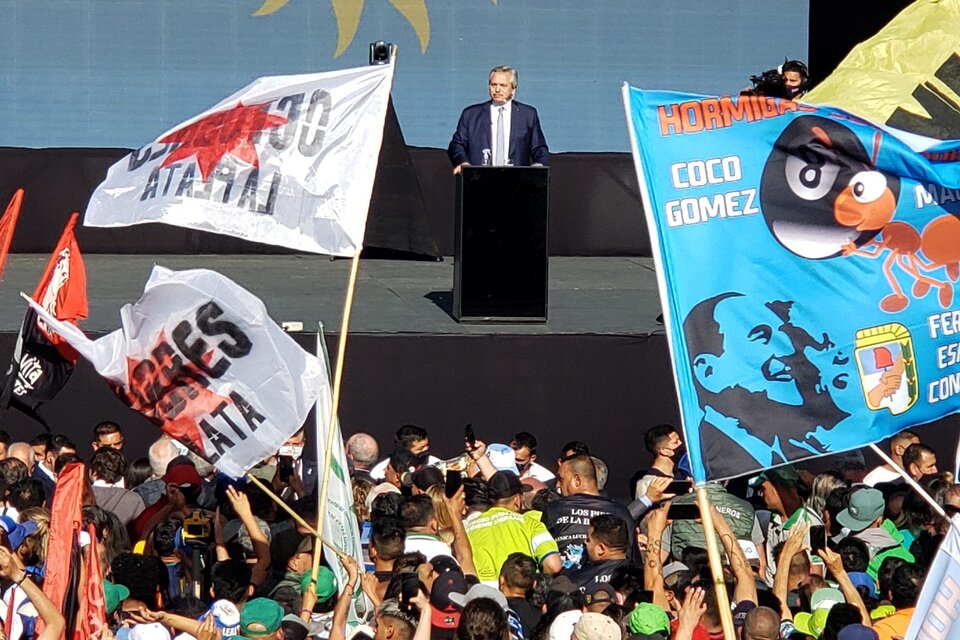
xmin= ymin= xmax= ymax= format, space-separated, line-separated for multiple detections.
xmin=454 ymin=166 xmax=549 ymax=323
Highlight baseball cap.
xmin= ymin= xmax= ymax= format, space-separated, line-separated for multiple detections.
xmin=573 ymin=612 xmax=621 ymax=640
xmin=836 ymin=488 xmax=885 ymax=532
xmin=280 ymin=613 xmax=311 ymax=640
xmin=300 ymin=566 xmax=338 ymax=602
xmin=628 ymin=603 xmax=670 ymax=636
xmin=548 ymin=610 xmax=583 ymax=640
xmin=103 ymin=580 xmax=130 ymax=615
xmin=748 ymin=465 xmax=800 ymax=488
xmin=848 ymin=572 xmax=878 ymax=599
xmin=448 ymin=584 xmax=509 ymax=610
xmin=584 ymin=582 xmax=617 ymax=608
xmin=793 ymin=609 xmax=829 ymax=637
xmin=206 ymin=599 xmax=240 ymax=636
xmin=128 ymin=623 xmax=172 ymax=640
xmin=431 ymin=555 xmax=460 ymax=575
xmin=810 ymin=587 xmax=845 ymax=611
xmin=270 ymin=528 xmax=313 ymax=569
xmin=240 ymin=598 xmax=284 ymax=637
xmin=3 ymin=520 xmax=38 ymax=551
xmin=547 ymin=575 xmax=578 ymax=595
xmin=486 ymin=471 xmax=532 ymax=501
xmin=486 ymin=444 xmax=520 ymax=474
xmin=365 ymin=482 xmax=401 ymax=511
xmin=838 ymin=624 xmax=879 ymax=640
xmin=223 ymin=517 xmax=273 ymax=559
xmin=431 ymin=569 xmax=469 ymax=610
xmin=163 ymin=463 xmax=201 ymax=488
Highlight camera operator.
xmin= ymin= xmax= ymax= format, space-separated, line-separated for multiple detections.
xmin=272 ymin=427 xmax=317 ymax=503
xmin=743 ymin=59 xmax=809 ymax=101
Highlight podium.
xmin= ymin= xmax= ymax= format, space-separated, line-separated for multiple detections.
xmin=454 ymin=166 xmax=549 ymax=323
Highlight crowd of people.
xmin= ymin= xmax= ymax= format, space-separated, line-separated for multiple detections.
xmin=0 ymin=419 xmax=946 ymax=640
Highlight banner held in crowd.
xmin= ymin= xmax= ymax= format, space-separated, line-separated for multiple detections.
xmin=0 ymin=189 xmax=24 ymax=281
xmin=623 ymin=86 xmax=960 ymax=483
xmin=84 ymin=63 xmax=395 ymax=257
xmin=1 ymin=212 xmax=88 ymax=423
xmin=906 ymin=514 xmax=960 ymax=640
xmin=22 ymin=266 xmax=326 ymax=478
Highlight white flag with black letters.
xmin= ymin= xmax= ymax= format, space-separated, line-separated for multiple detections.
xmin=23 ymin=266 xmax=326 ymax=478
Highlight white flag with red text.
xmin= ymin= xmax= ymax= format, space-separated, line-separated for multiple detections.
xmin=84 ymin=64 xmax=395 ymax=257
xmin=22 ymin=266 xmax=326 ymax=478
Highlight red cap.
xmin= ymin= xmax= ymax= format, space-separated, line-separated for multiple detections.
xmin=431 ymin=605 xmax=460 ymax=630
xmin=163 ymin=464 xmax=201 ymax=487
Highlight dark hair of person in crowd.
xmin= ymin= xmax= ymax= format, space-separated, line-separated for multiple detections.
xmin=241 ymin=481 xmax=275 ymax=522
xmin=644 ymin=424 xmax=677 ymax=455
xmin=824 ymin=486 xmax=853 ymax=534
xmin=273 ymin=585 xmax=303 ymax=615
xmin=371 ymin=518 xmax=406 ymax=562
xmin=82 ymin=505 xmax=130 ymax=566
xmin=401 ymin=494 xmax=435 ymax=529
xmin=512 ymin=432 xmax=538 ymax=453
xmin=371 ymin=491 xmax=405 ymax=521
xmin=910 ymin=530 xmax=944 ymax=571
xmin=530 ymin=572 xmax=552 ymax=609
xmin=210 ymin=558 xmax=252 ymax=603
xmin=681 ymin=546 xmax=709 ymax=578
xmin=93 ymin=421 xmax=121 ymax=440
xmin=54 ymin=453 xmax=83 ymax=475
xmin=395 ymin=424 xmax=428 ymax=444
xmin=463 ymin=477 xmax=490 ymax=512
xmin=609 ymin=566 xmax=647 ymax=610
xmin=889 ymin=563 xmax=923 ymax=608
xmin=112 ymin=552 xmax=169 ymax=605
xmin=600 ymin=602 xmax=629 ymax=625
xmin=530 ymin=488 xmax=558 ymax=513
xmin=500 ymin=552 xmax=537 ymax=593
xmin=29 ymin=434 xmax=51 ymax=450
xmin=877 ymin=556 xmax=908 ymax=604
xmin=48 ymin=434 xmax=76 ymax=456
xmin=837 ymin=537 xmax=870 ymax=574
xmin=902 ymin=443 xmax=935 ymax=472
xmin=392 ymin=551 xmax=427 ymax=576
xmin=0 ymin=458 xmax=27 ymax=499
xmin=411 ymin=466 xmax=443 ymax=493
xmin=590 ymin=514 xmax=628 ymax=552
xmin=756 ymin=590 xmax=784 ymax=615
xmin=559 ymin=441 xmax=589 ymax=460
xmin=8 ymin=479 xmax=45 ymax=511
xmin=164 ymin=594 xmax=207 ymax=618
xmin=377 ymin=600 xmax=417 ymax=640
xmin=90 ymin=447 xmax=128 ymax=484
xmin=458 ymin=597 xmax=511 ymax=640
xmin=0 ymin=431 xmax=9 ymax=448
xmin=153 ymin=519 xmax=180 ymax=557
xmin=532 ymin=592 xmax=585 ymax=640
xmin=125 ymin=457 xmax=153 ymax=490
xmin=818 ymin=603 xmax=861 ymax=640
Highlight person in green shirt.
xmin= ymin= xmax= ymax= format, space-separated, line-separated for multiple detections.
xmin=465 ymin=472 xmax=562 ymax=583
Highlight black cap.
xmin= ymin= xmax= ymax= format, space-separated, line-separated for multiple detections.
xmin=431 ymin=570 xmax=469 ymax=609
xmin=487 ymin=471 xmax=532 ymax=501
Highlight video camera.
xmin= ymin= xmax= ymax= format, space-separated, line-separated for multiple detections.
xmin=747 ymin=59 xmax=809 ymax=99
xmin=181 ymin=511 xmax=214 ymax=545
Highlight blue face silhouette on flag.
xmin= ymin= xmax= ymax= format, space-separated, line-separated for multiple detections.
xmin=623 ymin=87 xmax=960 ymax=483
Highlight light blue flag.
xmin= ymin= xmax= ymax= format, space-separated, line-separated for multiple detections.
xmin=905 ymin=514 xmax=960 ymax=640
xmin=622 ymin=86 xmax=960 ymax=484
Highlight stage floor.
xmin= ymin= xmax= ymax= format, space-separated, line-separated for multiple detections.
xmin=0 ymin=255 xmax=666 ymax=335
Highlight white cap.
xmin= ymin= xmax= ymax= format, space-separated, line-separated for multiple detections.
xmin=738 ymin=540 xmax=761 ymax=563
xmin=486 ymin=444 xmax=519 ymax=474
xmin=548 ymin=610 xmax=583 ymax=640
xmin=129 ymin=623 xmax=172 ymax=640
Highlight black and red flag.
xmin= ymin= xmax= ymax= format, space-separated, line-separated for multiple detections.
xmin=0 ymin=213 xmax=88 ymax=421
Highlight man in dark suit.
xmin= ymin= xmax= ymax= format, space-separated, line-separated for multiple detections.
xmin=448 ymin=66 xmax=549 ymax=174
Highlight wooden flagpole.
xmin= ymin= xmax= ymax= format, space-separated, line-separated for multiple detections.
xmin=309 ymin=251 xmax=363 ymax=590
xmin=695 ymin=486 xmax=737 ymax=640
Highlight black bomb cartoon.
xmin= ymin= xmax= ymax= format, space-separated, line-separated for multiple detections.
xmin=761 ymin=115 xmax=960 ymax=313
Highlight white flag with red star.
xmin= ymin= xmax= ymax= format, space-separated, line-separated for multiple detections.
xmin=84 ymin=63 xmax=394 ymax=257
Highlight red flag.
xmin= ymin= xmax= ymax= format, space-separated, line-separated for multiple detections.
xmin=38 ymin=462 xmax=85 ymax=637
xmin=75 ymin=523 xmax=107 ymax=640
xmin=32 ymin=212 xmax=88 ymax=362
xmin=0 ymin=189 xmax=24 ymax=281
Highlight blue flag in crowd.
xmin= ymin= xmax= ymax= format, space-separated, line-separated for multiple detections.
xmin=905 ymin=514 xmax=960 ymax=640
xmin=623 ymin=86 xmax=960 ymax=484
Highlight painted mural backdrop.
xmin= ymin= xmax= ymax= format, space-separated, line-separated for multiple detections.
xmin=3 ymin=1 xmax=807 ymax=151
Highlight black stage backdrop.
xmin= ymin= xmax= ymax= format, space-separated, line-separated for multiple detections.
xmin=0 ymin=147 xmax=647 ymax=258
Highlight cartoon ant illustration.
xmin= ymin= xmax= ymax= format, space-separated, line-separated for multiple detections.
xmin=760 ymin=115 xmax=960 ymax=312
